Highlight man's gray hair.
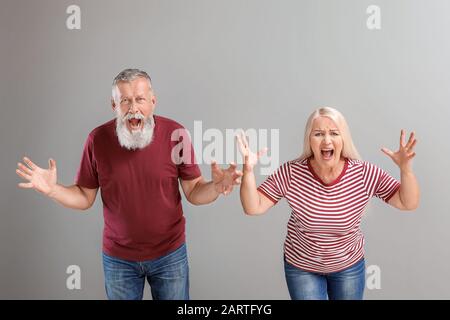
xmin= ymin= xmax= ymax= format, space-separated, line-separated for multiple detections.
xmin=112 ymin=68 xmax=153 ymax=101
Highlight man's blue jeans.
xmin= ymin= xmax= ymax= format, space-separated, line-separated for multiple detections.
xmin=102 ymin=243 xmax=189 ymax=300
xmin=284 ymin=257 xmax=366 ymax=300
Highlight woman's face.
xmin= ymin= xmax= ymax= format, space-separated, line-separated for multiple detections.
xmin=309 ymin=116 xmax=343 ymax=168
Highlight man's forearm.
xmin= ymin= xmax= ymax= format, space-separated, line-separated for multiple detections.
xmin=188 ymin=180 xmax=220 ymax=205
xmin=48 ymin=184 xmax=94 ymax=210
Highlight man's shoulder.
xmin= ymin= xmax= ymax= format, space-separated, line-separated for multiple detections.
xmin=155 ymin=115 xmax=186 ymax=130
xmin=87 ymin=119 xmax=115 ymax=141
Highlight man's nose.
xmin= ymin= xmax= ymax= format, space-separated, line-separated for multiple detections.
xmin=128 ymin=100 xmax=138 ymax=113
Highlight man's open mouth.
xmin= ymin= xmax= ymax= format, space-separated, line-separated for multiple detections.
xmin=321 ymin=148 xmax=334 ymax=160
xmin=128 ymin=118 xmax=142 ymax=130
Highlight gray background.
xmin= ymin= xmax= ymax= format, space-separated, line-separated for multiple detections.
xmin=0 ymin=0 xmax=448 ymax=299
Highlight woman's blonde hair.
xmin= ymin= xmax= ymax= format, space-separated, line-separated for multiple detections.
xmin=299 ymin=107 xmax=362 ymax=161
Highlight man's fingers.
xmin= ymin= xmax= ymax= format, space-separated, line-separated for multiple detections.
xmin=18 ymin=182 xmax=33 ymax=189
xmin=49 ymin=158 xmax=56 ymax=170
xmin=231 ymin=171 xmax=243 ymax=181
xmin=18 ymin=163 xmax=32 ymax=175
xmin=234 ymin=170 xmax=243 ymax=177
xmin=210 ymin=159 xmax=220 ymax=171
xmin=23 ymin=157 xmax=37 ymax=170
xmin=227 ymin=162 xmax=237 ymax=171
xmin=16 ymin=169 xmax=31 ymax=181
xmin=223 ymin=186 xmax=233 ymax=195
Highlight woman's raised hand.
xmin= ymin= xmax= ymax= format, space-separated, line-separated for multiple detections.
xmin=381 ymin=130 xmax=417 ymax=172
xmin=236 ymin=131 xmax=268 ymax=173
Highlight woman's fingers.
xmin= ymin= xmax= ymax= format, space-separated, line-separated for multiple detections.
xmin=235 ymin=135 xmax=247 ymax=155
xmin=381 ymin=147 xmax=394 ymax=158
xmin=408 ymin=139 xmax=417 ymax=151
xmin=399 ymin=129 xmax=406 ymax=148
xmin=405 ymin=131 xmax=415 ymax=147
xmin=239 ymin=131 xmax=248 ymax=147
xmin=257 ymin=147 xmax=268 ymax=159
xmin=407 ymin=152 xmax=416 ymax=159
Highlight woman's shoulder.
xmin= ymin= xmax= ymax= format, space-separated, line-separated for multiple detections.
xmin=347 ymin=158 xmax=385 ymax=173
xmin=287 ymin=157 xmax=309 ymax=168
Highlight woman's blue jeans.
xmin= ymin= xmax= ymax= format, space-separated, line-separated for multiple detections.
xmin=284 ymin=257 xmax=366 ymax=300
xmin=102 ymin=243 xmax=189 ymax=300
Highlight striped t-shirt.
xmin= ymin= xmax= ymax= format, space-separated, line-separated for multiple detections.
xmin=258 ymin=157 xmax=400 ymax=274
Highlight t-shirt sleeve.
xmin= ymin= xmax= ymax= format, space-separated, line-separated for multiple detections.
xmin=364 ymin=162 xmax=400 ymax=203
xmin=75 ymin=134 xmax=100 ymax=189
xmin=173 ymin=127 xmax=202 ymax=180
xmin=257 ymin=162 xmax=291 ymax=204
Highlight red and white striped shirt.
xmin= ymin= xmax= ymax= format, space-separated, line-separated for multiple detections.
xmin=258 ymin=157 xmax=400 ymax=274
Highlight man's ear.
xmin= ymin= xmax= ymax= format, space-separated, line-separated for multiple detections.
xmin=151 ymin=94 xmax=157 ymax=113
xmin=111 ymin=98 xmax=116 ymax=111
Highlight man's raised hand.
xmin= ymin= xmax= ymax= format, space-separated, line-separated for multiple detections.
xmin=16 ymin=157 xmax=57 ymax=196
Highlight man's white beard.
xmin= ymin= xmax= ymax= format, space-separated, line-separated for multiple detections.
xmin=115 ymin=109 xmax=155 ymax=150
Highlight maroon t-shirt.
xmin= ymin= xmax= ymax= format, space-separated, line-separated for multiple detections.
xmin=75 ymin=115 xmax=201 ymax=261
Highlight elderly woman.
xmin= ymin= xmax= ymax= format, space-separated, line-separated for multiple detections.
xmin=237 ymin=107 xmax=419 ymax=300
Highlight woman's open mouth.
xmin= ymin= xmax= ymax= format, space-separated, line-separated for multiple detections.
xmin=321 ymin=148 xmax=334 ymax=160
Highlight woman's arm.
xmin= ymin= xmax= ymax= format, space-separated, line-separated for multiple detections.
xmin=382 ymin=130 xmax=420 ymax=211
xmin=236 ymin=132 xmax=275 ymax=215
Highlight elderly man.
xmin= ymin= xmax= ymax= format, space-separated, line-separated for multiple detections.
xmin=16 ymin=68 xmax=242 ymax=300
